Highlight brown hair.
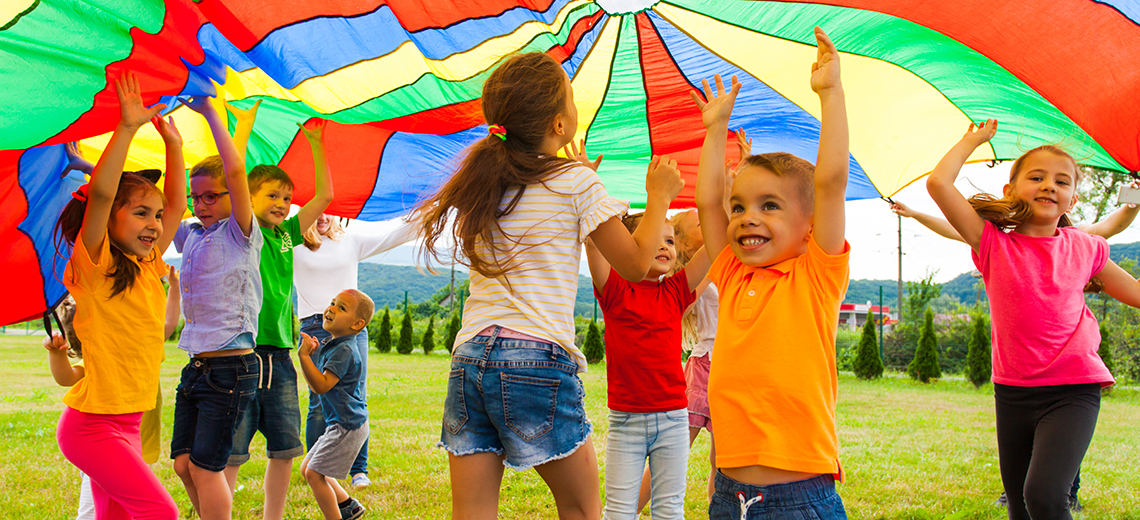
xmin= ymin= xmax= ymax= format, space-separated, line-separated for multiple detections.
xmin=415 ymin=52 xmax=576 ymax=277
xmin=968 ymin=145 xmax=1081 ymax=230
xmin=54 ymin=173 xmax=163 ymax=299
xmin=740 ymin=153 xmax=816 ymax=213
xmin=302 ymin=215 xmax=345 ymax=251
xmin=248 ymin=164 xmax=295 ymax=194
xmin=343 ymin=289 xmax=375 ymax=324
xmin=189 ymin=155 xmax=224 ymax=180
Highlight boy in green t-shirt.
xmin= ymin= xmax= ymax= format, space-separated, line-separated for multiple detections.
xmin=224 ymin=102 xmax=334 ymax=520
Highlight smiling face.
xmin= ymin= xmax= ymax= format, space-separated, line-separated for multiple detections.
xmin=316 ymin=213 xmax=331 ymax=235
xmin=645 ymin=224 xmax=678 ymax=279
xmin=188 ymin=175 xmax=232 ymax=228
xmin=252 ymin=181 xmax=292 ymax=228
xmin=323 ymin=291 xmax=366 ymax=338
xmin=108 ymin=190 xmax=165 ymax=258
xmin=1004 ymin=150 xmax=1080 ymax=227
xmin=727 ymin=165 xmax=813 ymax=267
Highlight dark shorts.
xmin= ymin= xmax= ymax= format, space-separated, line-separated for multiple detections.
xmin=709 ymin=472 xmax=847 ymax=520
xmin=171 ymin=353 xmax=260 ymax=472
xmin=228 ymin=346 xmax=304 ymax=464
xmin=438 ymin=328 xmax=592 ymax=470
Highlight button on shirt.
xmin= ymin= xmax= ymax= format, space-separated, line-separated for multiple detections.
xmin=315 ymin=335 xmax=368 ymax=430
xmin=174 ymin=217 xmax=263 ymax=355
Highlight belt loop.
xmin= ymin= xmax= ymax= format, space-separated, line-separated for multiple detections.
xmin=488 ymin=326 xmax=502 ymax=344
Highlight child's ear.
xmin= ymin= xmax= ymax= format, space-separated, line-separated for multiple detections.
xmin=352 ymin=318 xmax=367 ymax=332
xmin=1002 ymin=183 xmax=1012 ymax=197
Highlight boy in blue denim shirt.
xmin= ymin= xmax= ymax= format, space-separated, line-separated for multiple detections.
xmin=170 ymin=97 xmax=263 ymax=520
xmin=298 ymin=289 xmax=374 ymax=520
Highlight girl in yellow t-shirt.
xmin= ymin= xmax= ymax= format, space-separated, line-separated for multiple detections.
xmin=51 ymin=71 xmax=185 ymax=520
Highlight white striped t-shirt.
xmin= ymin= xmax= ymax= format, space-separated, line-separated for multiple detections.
xmin=455 ymin=165 xmax=627 ymax=370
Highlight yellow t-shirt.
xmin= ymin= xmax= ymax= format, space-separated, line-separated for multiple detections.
xmin=73 ymin=361 xmax=162 ymax=464
xmin=707 ymin=237 xmax=850 ymax=479
xmin=63 ymin=233 xmax=166 ymax=414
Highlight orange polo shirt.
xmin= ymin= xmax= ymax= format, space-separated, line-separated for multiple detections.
xmin=707 ymin=237 xmax=850 ymax=479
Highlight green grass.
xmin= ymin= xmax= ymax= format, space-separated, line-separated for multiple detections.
xmin=1 ymin=334 xmax=1138 ymax=519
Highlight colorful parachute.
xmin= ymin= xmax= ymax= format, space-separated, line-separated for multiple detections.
xmin=2 ymin=0 xmax=1139 ymax=325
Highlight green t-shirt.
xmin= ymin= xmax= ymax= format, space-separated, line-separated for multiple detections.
xmin=257 ymin=215 xmax=303 ymax=349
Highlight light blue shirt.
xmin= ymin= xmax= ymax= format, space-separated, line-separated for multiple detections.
xmin=174 ymin=217 xmax=263 ymax=355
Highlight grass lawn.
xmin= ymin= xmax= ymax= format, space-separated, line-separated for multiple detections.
xmin=1 ymin=334 xmax=1138 ymax=519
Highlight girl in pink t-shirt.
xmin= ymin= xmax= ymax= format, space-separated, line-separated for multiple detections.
xmin=927 ymin=120 xmax=1140 ymax=520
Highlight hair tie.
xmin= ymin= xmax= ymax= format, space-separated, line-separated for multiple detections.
xmin=71 ymin=184 xmax=89 ymax=202
xmin=487 ymin=124 xmax=507 ymax=141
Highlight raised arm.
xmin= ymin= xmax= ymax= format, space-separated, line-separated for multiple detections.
xmin=589 ymin=155 xmax=684 ymax=282
xmin=925 ymin=120 xmax=997 ymax=251
xmin=295 ymin=120 xmax=334 ymax=232
xmin=80 ymin=72 xmax=165 ymax=258
xmin=153 ymin=115 xmax=187 ymax=254
xmin=226 ymin=99 xmax=261 ymax=161
xmin=43 ymin=334 xmax=84 ymax=387
xmin=189 ymin=96 xmax=254 ymax=236
xmin=691 ymin=74 xmax=741 ymax=263
xmin=891 ymin=201 xmax=965 ymax=242
xmin=1080 ymin=186 xmax=1140 ymax=238
xmin=810 ymin=27 xmax=849 ymax=255
xmin=164 ymin=265 xmax=181 ymax=340
xmin=584 ymin=237 xmax=612 ymax=292
xmin=1097 ymin=259 xmax=1140 ymax=308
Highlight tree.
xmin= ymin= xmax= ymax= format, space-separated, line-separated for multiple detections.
xmin=422 ymin=315 xmax=436 ymax=354
xmin=445 ymin=312 xmax=461 ymax=354
xmin=965 ymin=314 xmax=991 ymax=388
xmin=583 ymin=320 xmax=605 ymax=364
xmin=908 ymin=308 xmax=942 ymax=383
xmin=1099 ymin=324 xmax=1116 ymax=378
xmin=397 ymin=295 xmax=414 ymax=355
xmin=853 ymin=315 xmax=884 ymax=379
xmin=375 ymin=306 xmax=392 ymax=353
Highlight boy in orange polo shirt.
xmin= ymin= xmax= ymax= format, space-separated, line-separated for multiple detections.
xmin=692 ymin=27 xmax=851 ymax=519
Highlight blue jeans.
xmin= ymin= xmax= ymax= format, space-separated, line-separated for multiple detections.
xmin=300 ymin=313 xmax=369 ymax=475
xmin=439 ymin=328 xmax=591 ymax=470
xmin=171 ymin=352 xmax=260 ymax=471
xmin=228 ymin=346 xmax=304 ymax=464
xmin=603 ymin=409 xmax=689 ymax=520
xmin=709 ymin=472 xmax=847 ymax=520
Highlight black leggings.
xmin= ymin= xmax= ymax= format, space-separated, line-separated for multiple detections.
xmin=995 ymin=383 xmax=1101 ymax=520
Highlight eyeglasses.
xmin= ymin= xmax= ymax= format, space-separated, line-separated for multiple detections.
xmin=188 ymin=191 xmax=229 ymax=206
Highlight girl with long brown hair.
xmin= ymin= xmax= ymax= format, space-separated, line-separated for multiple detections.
xmin=416 ymin=52 xmax=684 ymax=519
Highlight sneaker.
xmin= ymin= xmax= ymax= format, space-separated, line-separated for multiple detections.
xmin=352 ymin=473 xmax=371 ymax=488
xmin=995 ymin=492 xmax=1008 ymax=508
xmin=1069 ymin=495 xmax=1082 ymax=513
xmin=340 ymin=497 xmax=365 ymax=520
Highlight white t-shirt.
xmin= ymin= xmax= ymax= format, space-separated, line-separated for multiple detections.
xmin=688 ymin=284 xmax=718 ymax=359
xmin=294 ymin=219 xmax=418 ymax=318
xmin=456 ymin=165 xmax=627 ymax=370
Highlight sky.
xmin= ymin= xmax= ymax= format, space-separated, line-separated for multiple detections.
xmin=165 ymin=162 xmax=1140 ymax=283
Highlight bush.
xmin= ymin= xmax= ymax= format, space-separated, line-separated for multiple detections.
xmin=422 ymin=315 xmax=436 ymax=354
xmin=908 ymin=308 xmax=942 ymax=383
xmin=965 ymin=315 xmax=991 ymax=388
xmin=397 ymin=310 xmax=414 ymax=355
xmin=853 ymin=317 xmax=884 ymax=380
xmin=374 ymin=306 xmax=392 ymax=353
xmin=583 ymin=320 xmax=605 ymax=364
xmin=445 ymin=313 xmax=461 ymax=354
xmin=835 ymin=328 xmax=860 ymax=372
xmin=1100 ymin=324 xmax=1115 ymax=378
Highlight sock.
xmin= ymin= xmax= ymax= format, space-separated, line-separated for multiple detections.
xmin=339 ymin=498 xmax=353 ymax=509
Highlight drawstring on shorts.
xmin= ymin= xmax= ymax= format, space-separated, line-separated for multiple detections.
xmin=737 ymin=490 xmax=764 ymax=520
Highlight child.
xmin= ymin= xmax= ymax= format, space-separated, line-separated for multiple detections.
xmin=297 ymin=289 xmax=376 ymax=520
xmin=225 ymin=103 xmax=334 ymax=520
xmin=926 ymin=121 xmax=1140 ymax=519
xmin=693 ymin=28 xmax=851 ymax=519
xmin=585 ymin=208 xmax=710 ymax=519
xmin=52 ymin=71 xmax=183 ymax=519
xmin=415 ymin=52 xmax=684 ymax=517
xmin=168 ymin=94 xmax=263 ymax=520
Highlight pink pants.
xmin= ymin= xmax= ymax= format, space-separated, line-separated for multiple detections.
xmin=57 ymin=407 xmax=178 ymax=520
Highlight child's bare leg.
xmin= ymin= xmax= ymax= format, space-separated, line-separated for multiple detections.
xmin=449 ymin=452 xmax=506 ymax=520
xmin=329 ymin=475 xmax=350 ymax=503
xmin=534 ymin=438 xmax=602 ymax=520
xmin=189 ymin=462 xmax=233 ymax=520
xmin=223 ymin=464 xmax=239 ymax=494
xmin=707 ymin=433 xmax=717 ymax=501
xmin=173 ymin=455 xmax=202 ymax=514
xmin=264 ymin=458 xmax=294 ymax=519
xmin=302 ymin=459 xmax=341 ymax=520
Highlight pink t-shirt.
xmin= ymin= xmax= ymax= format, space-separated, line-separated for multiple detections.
xmin=973 ymin=221 xmax=1113 ymax=387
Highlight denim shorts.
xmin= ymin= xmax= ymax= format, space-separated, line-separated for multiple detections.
xmin=709 ymin=472 xmax=847 ymax=520
xmin=171 ymin=352 xmax=260 ymax=472
xmin=228 ymin=346 xmax=304 ymax=464
xmin=438 ymin=328 xmax=592 ymax=470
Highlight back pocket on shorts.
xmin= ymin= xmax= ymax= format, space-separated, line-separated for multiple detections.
xmin=501 ymin=373 xmax=559 ymax=442
xmin=443 ymin=369 xmax=468 ymax=435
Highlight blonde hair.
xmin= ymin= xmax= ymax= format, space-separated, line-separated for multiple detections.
xmin=968 ymin=145 xmax=1081 ymax=230
xmin=302 ymin=215 xmax=346 ymax=251
xmin=667 ymin=212 xmax=700 ymax=350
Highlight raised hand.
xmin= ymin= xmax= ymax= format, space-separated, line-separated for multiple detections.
xmin=63 ymin=142 xmax=95 ymax=175
xmin=735 ymin=128 xmax=752 ymax=160
xmin=114 ymin=71 xmax=165 ymax=130
xmin=298 ymin=332 xmax=318 ymax=357
xmin=563 ymin=139 xmax=603 ymax=171
xmin=183 ymin=95 xmax=215 ymax=116
xmin=167 ymin=265 xmax=179 ymax=286
xmin=690 ymin=74 xmax=741 ymax=129
xmin=225 ymin=99 xmax=262 ymax=127
xmin=152 ymin=115 xmax=182 ymax=146
xmin=810 ymin=27 xmax=842 ymax=94
xmin=890 ymin=201 xmax=917 ymax=218
xmin=297 ymin=119 xmax=328 ymax=144
xmin=43 ymin=332 xmax=68 ymax=355
xmin=961 ymin=119 xmax=998 ymax=148
xmin=646 ymin=154 xmax=684 ymax=203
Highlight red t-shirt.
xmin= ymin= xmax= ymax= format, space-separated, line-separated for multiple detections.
xmin=595 ymin=267 xmax=696 ymax=413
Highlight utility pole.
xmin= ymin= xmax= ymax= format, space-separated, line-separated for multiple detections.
xmin=878 ymin=285 xmax=884 ymax=363
xmin=449 ymin=264 xmax=455 ymax=314
xmin=897 ymin=213 xmax=903 ymax=324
